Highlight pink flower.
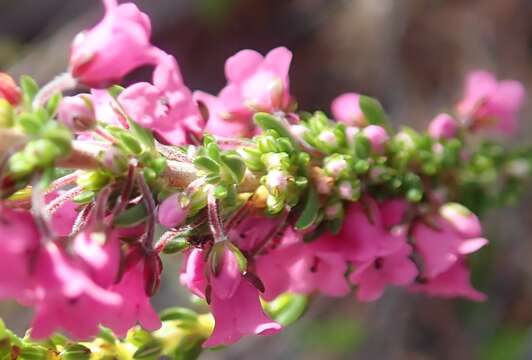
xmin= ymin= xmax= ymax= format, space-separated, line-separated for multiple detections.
xmin=349 ymin=243 xmax=417 ymax=302
xmin=204 ymin=280 xmax=281 ymax=348
xmin=0 ymin=208 xmax=40 ymax=299
xmin=57 ymin=95 xmax=96 ymax=132
xmin=118 ymin=54 xmax=203 ymax=145
xmin=69 ymin=0 xmax=161 ymax=87
xmin=157 ymin=193 xmax=188 ymax=228
xmin=30 ymin=243 xmax=123 ymax=340
xmin=194 ymin=91 xmax=255 ymax=138
xmin=256 ymin=234 xmax=351 ymax=300
xmin=410 ymin=261 xmax=486 ymax=301
xmin=428 ymin=113 xmax=457 ymax=140
xmin=46 ymin=193 xmax=78 ymax=237
xmin=72 ymin=229 xmax=121 ymax=287
xmin=457 ymin=70 xmax=526 ymax=134
xmin=331 ymin=93 xmax=366 ymax=127
xmin=105 ymin=254 xmax=161 ymax=336
xmin=362 ymin=125 xmax=389 ymax=154
xmin=223 ymin=47 xmax=293 ymax=114
xmin=208 ymin=242 xmax=243 ymax=300
xmin=180 ymin=249 xmax=208 ymax=298
xmin=413 ymin=205 xmax=488 ymax=279
xmin=318 ymin=199 xmax=404 ymax=262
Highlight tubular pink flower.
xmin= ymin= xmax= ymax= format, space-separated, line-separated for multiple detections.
xmin=203 ymin=280 xmax=281 ymax=348
xmin=0 ymin=208 xmax=40 ymax=300
xmin=410 ymin=261 xmax=486 ymax=301
xmin=331 ymin=93 xmax=366 ymax=127
xmin=30 ymin=243 xmax=123 ymax=340
xmin=349 ymin=243 xmax=417 ymax=302
xmin=457 ymin=70 xmax=526 ymax=134
xmin=105 ymin=255 xmax=162 ymax=336
xmin=413 ymin=209 xmax=488 ymax=279
xmin=69 ymin=0 xmax=161 ymax=87
xmin=118 ymin=54 xmax=203 ymax=145
xmin=428 ymin=113 xmax=457 ymax=140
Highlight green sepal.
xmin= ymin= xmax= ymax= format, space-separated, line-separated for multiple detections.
xmin=114 ymin=204 xmax=148 ymax=227
xmin=266 ymin=293 xmax=308 ymax=326
xmin=193 ymin=156 xmax=220 ymax=174
xmin=162 ymin=236 xmax=189 ymax=254
xmin=359 ymin=95 xmax=392 ymax=132
xmin=254 ymin=113 xmax=296 ymax=146
xmin=221 ymin=154 xmax=246 ymax=184
xmin=133 ymin=340 xmax=162 ymax=359
xmin=159 ymin=307 xmax=198 ymax=323
xmin=295 ymin=188 xmax=320 ymax=230
xmin=60 ymin=344 xmax=91 ymax=360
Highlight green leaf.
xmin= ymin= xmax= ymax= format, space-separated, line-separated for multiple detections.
xmin=254 ymin=113 xmax=297 ymax=146
xmin=359 ymin=95 xmax=392 ymax=132
xmin=354 ymin=134 xmax=371 ymax=159
xmin=73 ymin=190 xmax=96 ymax=204
xmin=162 ymin=236 xmax=189 ymax=254
xmin=46 ymin=92 xmax=62 ymax=117
xmin=159 ymin=307 xmax=198 ymax=323
xmin=133 ymin=341 xmax=162 ymax=359
xmin=60 ymin=344 xmax=91 ymax=360
xmin=19 ymin=346 xmax=48 ymax=360
xmin=267 ymin=293 xmax=308 ymax=326
xmin=193 ymin=156 xmax=220 ymax=174
xmin=221 ymin=154 xmax=246 ymax=184
xmin=118 ymin=132 xmax=143 ymax=155
xmin=20 ymin=75 xmax=39 ymax=109
xmin=114 ymin=204 xmax=148 ymax=227
xmin=295 ymin=188 xmax=320 ymax=230
xmin=16 ymin=113 xmax=41 ymax=135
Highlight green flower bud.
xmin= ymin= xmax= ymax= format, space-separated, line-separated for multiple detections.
xmin=77 ymin=170 xmax=111 ymax=191
xmin=24 ymin=139 xmax=61 ymax=167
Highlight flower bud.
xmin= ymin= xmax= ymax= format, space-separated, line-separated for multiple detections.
xmin=0 ymin=99 xmax=14 ymax=127
xmin=265 ymin=170 xmax=288 ymax=194
xmin=428 ymin=113 xmax=457 ymax=140
xmin=338 ymin=181 xmax=353 ymax=200
xmin=58 ymin=95 xmax=96 ymax=132
xmin=362 ymin=125 xmax=389 ymax=154
xmin=439 ymin=203 xmax=481 ymax=238
xmin=345 ymin=126 xmax=360 ymax=145
xmin=325 ymin=157 xmax=348 ymax=178
xmin=0 ymin=73 xmax=21 ymax=105
xmin=318 ymin=130 xmax=338 ymax=148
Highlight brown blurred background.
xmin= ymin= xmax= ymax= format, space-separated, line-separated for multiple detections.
xmin=1 ymin=0 xmax=532 ymax=359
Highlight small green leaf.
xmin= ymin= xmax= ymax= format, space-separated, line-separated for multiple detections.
xmin=359 ymin=95 xmax=392 ymax=132
xmin=295 ymin=188 xmax=320 ymax=230
xmin=193 ymin=156 xmax=220 ymax=174
xmin=60 ymin=344 xmax=91 ymax=360
xmin=46 ymin=92 xmax=62 ymax=117
xmin=354 ymin=134 xmax=371 ymax=159
xmin=16 ymin=113 xmax=41 ymax=135
xmin=221 ymin=154 xmax=246 ymax=184
xmin=133 ymin=341 xmax=162 ymax=359
xmin=20 ymin=75 xmax=39 ymax=109
xmin=159 ymin=307 xmax=198 ymax=323
xmin=73 ymin=190 xmax=96 ymax=204
xmin=114 ymin=204 xmax=148 ymax=227
xmin=162 ymin=236 xmax=189 ymax=254
xmin=118 ymin=132 xmax=143 ymax=155
xmin=254 ymin=113 xmax=297 ymax=146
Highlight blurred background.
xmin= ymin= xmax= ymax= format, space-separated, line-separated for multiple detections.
xmin=1 ymin=0 xmax=532 ymax=358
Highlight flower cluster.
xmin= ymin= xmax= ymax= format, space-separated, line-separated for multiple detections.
xmin=0 ymin=0 xmax=529 ymax=358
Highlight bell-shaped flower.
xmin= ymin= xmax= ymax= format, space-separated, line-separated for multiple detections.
xmin=105 ymin=252 xmax=161 ymax=336
xmin=409 ymin=261 xmax=486 ymax=301
xmin=118 ymin=54 xmax=203 ymax=145
xmin=413 ymin=204 xmax=487 ymax=279
xmin=457 ymin=70 xmax=525 ymax=134
xmin=180 ymin=248 xmax=208 ymax=298
xmin=204 ymin=280 xmax=281 ymax=348
xmin=349 ymin=243 xmax=417 ymax=302
xmin=208 ymin=242 xmax=243 ymax=300
xmin=69 ymin=0 xmax=161 ymax=87
xmin=29 ymin=243 xmax=123 ymax=340
xmin=318 ymin=199 xmax=405 ymax=262
xmin=331 ymin=93 xmax=366 ymax=127
xmin=0 ymin=208 xmax=40 ymax=300
xmin=222 ymin=47 xmax=293 ymax=114
xmin=72 ymin=229 xmax=121 ymax=287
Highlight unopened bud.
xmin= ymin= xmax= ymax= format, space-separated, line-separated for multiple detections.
xmin=362 ymin=125 xmax=389 ymax=154
xmin=338 ymin=181 xmax=353 ymax=200
xmin=428 ymin=113 xmax=457 ymax=140
xmin=325 ymin=157 xmax=348 ymax=178
xmin=265 ymin=170 xmax=288 ymax=194
xmin=58 ymin=95 xmax=96 ymax=132
xmin=0 ymin=99 xmax=14 ymax=127
xmin=0 ymin=73 xmax=21 ymax=105
xmin=318 ymin=130 xmax=337 ymax=147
